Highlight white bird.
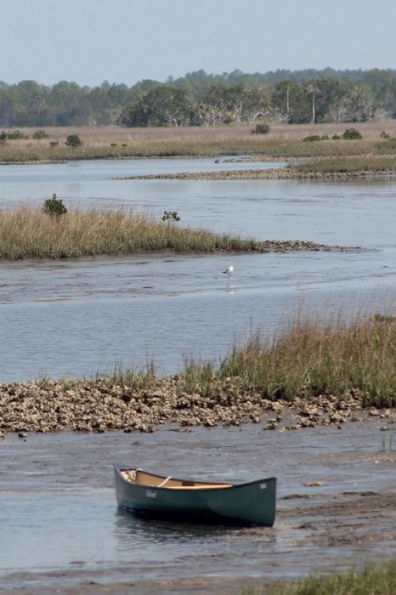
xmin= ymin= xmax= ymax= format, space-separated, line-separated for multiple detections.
xmin=223 ymin=265 xmax=234 ymax=274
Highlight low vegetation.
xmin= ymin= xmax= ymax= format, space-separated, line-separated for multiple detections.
xmin=295 ymin=155 xmax=396 ymax=174
xmin=65 ymin=133 xmax=82 ymax=147
xmin=0 ymin=205 xmax=328 ymax=260
xmin=180 ymin=314 xmax=396 ymax=407
xmin=2 ymin=312 xmax=396 ymax=434
xmin=32 ymin=129 xmax=49 ymax=139
xmin=246 ymin=561 xmax=396 ymax=594
xmin=0 ymin=123 xmax=395 ymax=164
xmin=341 ymin=127 xmax=362 ymax=140
xmin=252 ymin=123 xmax=270 ymax=134
xmin=0 ymin=136 xmax=382 ymax=163
xmin=43 ymin=194 xmax=68 ymax=217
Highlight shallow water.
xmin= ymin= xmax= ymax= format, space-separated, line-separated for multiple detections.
xmin=0 ymin=156 xmax=282 ymax=209
xmin=1 ymin=421 xmax=396 ymax=589
xmin=0 ymin=159 xmax=396 ymax=380
xmin=2 ymin=159 xmax=396 ymax=590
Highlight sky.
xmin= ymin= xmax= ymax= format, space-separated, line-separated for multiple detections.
xmin=1 ymin=0 xmax=396 ymax=87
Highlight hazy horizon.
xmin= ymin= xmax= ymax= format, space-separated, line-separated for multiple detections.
xmin=2 ymin=65 xmax=396 ymax=89
xmin=1 ymin=0 xmax=395 ymax=87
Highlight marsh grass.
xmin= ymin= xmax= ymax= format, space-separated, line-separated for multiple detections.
xmin=244 ymin=561 xmax=396 ymax=594
xmin=102 ymin=361 xmax=157 ymax=391
xmin=103 ymin=312 xmax=396 ymax=408
xmin=297 ymin=154 xmax=396 ymax=174
xmin=0 ymin=123 xmax=396 ymax=162
xmin=179 ymin=314 xmax=396 ymax=407
xmin=0 ymin=138 xmax=379 ymax=161
xmin=0 ymin=205 xmax=269 ymax=259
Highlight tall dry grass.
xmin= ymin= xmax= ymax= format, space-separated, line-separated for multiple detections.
xmin=296 ymin=154 xmax=396 ymax=174
xmin=0 ymin=138 xmax=383 ymax=161
xmin=0 ymin=206 xmax=266 ymax=259
xmin=1 ymin=122 xmax=396 ymax=162
xmin=181 ymin=314 xmax=396 ymax=407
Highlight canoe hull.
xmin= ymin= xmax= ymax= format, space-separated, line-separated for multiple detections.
xmin=114 ymin=467 xmax=276 ymax=527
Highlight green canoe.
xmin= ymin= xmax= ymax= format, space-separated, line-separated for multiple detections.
xmin=114 ymin=466 xmax=276 ymax=526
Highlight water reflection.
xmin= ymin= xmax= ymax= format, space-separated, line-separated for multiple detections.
xmin=114 ymin=507 xmax=253 ymax=546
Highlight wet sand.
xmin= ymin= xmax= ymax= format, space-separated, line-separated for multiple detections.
xmin=1 ymin=421 xmax=396 ymax=593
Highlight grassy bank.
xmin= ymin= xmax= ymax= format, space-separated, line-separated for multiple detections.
xmin=181 ymin=314 xmax=396 ymax=407
xmin=0 ymin=206 xmax=332 ymax=260
xmin=247 ymin=561 xmax=396 ymax=594
xmin=1 ymin=313 xmax=396 ymax=434
xmin=295 ymin=154 xmax=396 ymax=175
xmin=1 ymin=123 xmax=396 ymax=163
xmin=0 ymin=137 xmax=379 ymax=162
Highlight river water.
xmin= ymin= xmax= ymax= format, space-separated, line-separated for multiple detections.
xmin=1 ymin=158 xmax=396 ymax=590
xmin=1 ymin=158 xmax=396 ymax=382
xmin=1 ymin=421 xmax=396 ymax=591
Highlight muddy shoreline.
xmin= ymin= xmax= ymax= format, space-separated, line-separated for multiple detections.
xmin=116 ymin=167 xmax=396 ymax=181
xmin=1 ymin=377 xmax=394 ymax=435
xmin=2 ymin=423 xmax=396 ymax=593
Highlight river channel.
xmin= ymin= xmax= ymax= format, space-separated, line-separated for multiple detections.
xmin=1 ymin=158 xmax=396 ymax=381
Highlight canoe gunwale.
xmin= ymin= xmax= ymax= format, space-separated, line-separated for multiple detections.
xmin=113 ymin=465 xmax=276 ymax=492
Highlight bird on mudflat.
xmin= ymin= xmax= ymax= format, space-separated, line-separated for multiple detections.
xmin=223 ymin=265 xmax=234 ymax=274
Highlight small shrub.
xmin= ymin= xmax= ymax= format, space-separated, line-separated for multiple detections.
xmin=321 ymin=135 xmax=329 ymax=140
xmin=380 ymin=130 xmax=390 ymax=139
xmin=223 ymin=114 xmax=234 ymax=124
xmin=252 ymin=123 xmax=270 ymax=135
xmin=342 ymin=128 xmax=362 ymax=140
xmin=303 ymin=135 xmax=321 ymax=142
xmin=332 ymin=134 xmax=341 ymax=140
xmin=0 ymin=131 xmax=6 ymax=142
xmin=49 ymin=141 xmax=59 ymax=147
xmin=122 ymin=143 xmax=128 ymax=147
xmin=43 ymin=193 xmax=67 ymax=217
xmin=33 ymin=129 xmax=49 ymax=140
xmin=65 ymin=134 xmax=82 ymax=147
xmin=371 ymin=313 xmax=396 ymax=323
xmin=161 ymin=210 xmax=180 ymax=223
xmin=110 ymin=143 xmax=117 ymax=147
xmin=376 ymin=137 xmax=396 ymax=151
xmin=7 ymin=130 xmax=28 ymax=140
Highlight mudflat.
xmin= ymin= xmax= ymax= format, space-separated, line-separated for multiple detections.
xmin=1 ymin=421 xmax=396 ymax=593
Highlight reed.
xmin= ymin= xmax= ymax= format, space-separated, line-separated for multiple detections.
xmin=0 ymin=205 xmax=275 ymax=259
xmin=179 ymin=313 xmax=396 ymax=407
xmin=102 ymin=361 xmax=157 ymax=391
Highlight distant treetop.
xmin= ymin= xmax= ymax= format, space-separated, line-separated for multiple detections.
xmin=0 ymin=68 xmax=395 ymax=127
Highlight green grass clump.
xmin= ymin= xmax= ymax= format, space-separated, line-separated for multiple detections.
xmin=102 ymin=361 xmax=157 ymax=391
xmin=179 ymin=314 xmax=396 ymax=407
xmin=104 ymin=312 xmax=396 ymax=409
xmin=0 ymin=205 xmax=277 ymax=260
xmin=244 ymin=561 xmax=396 ymax=594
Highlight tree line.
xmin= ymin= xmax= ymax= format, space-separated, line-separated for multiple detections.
xmin=0 ymin=68 xmax=396 ymax=127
